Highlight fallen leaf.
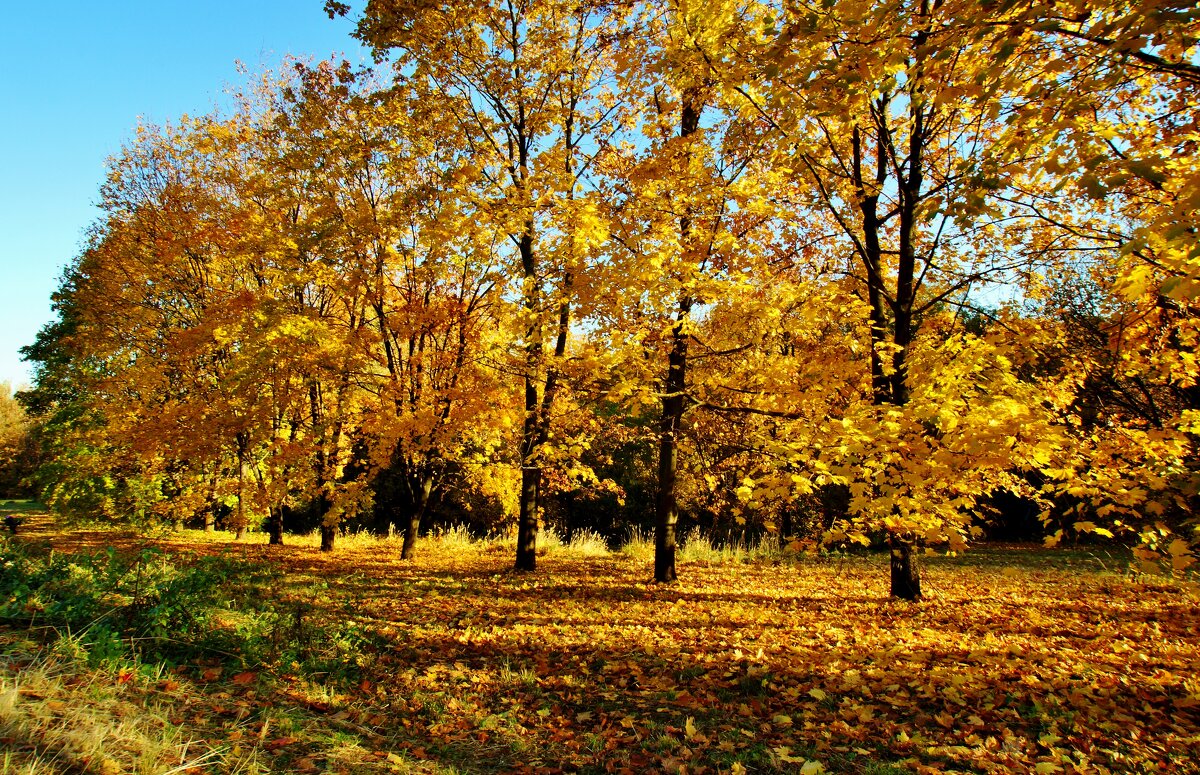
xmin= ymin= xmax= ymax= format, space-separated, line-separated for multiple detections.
xmin=265 ymin=737 xmax=300 ymax=751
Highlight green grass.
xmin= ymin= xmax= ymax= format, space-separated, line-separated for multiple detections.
xmin=0 ymin=501 xmax=43 ymax=515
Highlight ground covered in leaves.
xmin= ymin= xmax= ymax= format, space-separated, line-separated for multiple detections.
xmin=1 ymin=513 xmax=1198 ymax=774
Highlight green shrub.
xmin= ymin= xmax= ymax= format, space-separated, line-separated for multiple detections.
xmin=0 ymin=542 xmax=271 ymax=664
xmin=0 ymin=540 xmax=379 ymax=680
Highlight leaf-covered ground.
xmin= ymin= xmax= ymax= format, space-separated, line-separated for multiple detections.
xmin=4 ymin=514 xmax=1199 ymax=774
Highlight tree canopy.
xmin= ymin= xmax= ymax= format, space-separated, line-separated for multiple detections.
xmin=15 ymin=0 xmax=1199 ymax=596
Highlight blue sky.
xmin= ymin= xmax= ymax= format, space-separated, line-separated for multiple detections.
xmin=0 ymin=2 xmax=369 ymax=389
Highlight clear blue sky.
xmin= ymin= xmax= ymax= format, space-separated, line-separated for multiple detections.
xmin=0 ymin=2 xmax=369 ymax=390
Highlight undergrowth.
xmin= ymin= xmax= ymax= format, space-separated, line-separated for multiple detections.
xmin=0 ymin=540 xmax=375 ymax=678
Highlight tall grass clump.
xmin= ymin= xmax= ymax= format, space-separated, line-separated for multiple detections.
xmin=429 ymin=524 xmax=477 ymax=552
xmin=620 ymin=527 xmax=655 ymax=563
xmin=482 ymin=525 xmax=611 ymax=558
xmin=562 ymin=529 xmax=610 ymax=558
xmin=618 ymin=527 xmax=800 ymax=567
xmin=747 ymin=533 xmax=790 ymax=563
xmin=537 ymin=526 xmax=565 ymax=554
xmin=677 ymin=528 xmax=744 ymax=564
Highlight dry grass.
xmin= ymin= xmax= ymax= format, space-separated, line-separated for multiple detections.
xmin=0 ymin=629 xmax=449 ymax=775
xmin=619 ymin=527 xmax=655 ymax=563
xmin=0 ymin=637 xmax=217 ymax=775
xmin=561 ymin=529 xmax=610 ymax=558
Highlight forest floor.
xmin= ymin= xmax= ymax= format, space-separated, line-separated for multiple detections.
xmin=0 ymin=511 xmax=1197 ymax=775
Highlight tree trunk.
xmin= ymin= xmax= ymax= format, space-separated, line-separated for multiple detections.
xmin=889 ymin=539 xmax=922 ymax=600
xmin=515 ymin=218 xmax=541 ymax=572
xmin=267 ymin=505 xmax=284 ymax=545
xmin=400 ymin=512 xmax=420 ymax=560
xmin=315 ymin=490 xmax=336 ymax=552
xmin=401 ymin=476 xmax=433 ymax=560
xmin=515 ymin=464 xmax=539 ymax=571
xmin=654 ymin=90 xmax=702 ymax=584
xmin=655 ymin=317 xmax=687 ymax=583
xmin=234 ymin=432 xmax=250 ymax=540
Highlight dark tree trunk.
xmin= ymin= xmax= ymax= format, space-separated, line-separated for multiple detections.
xmin=234 ymin=431 xmax=250 ymax=541
xmin=401 ymin=512 xmax=420 ymax=559
xmin=655 ymin=316 xmax=688 ymax=583
xmin=889 ymin=539 xmax=922 ymax=600
xmin=852 ymin=88 xmax=931 ymax=599
xmin=515 ymin=464 xmax=539 ymax=571
xmin=515 ymin=217 xmax=541 ymax=572
xmin=267 ymin=505 xmax=284 ymax=545
xmin=883 ymin=33 xmax=929 ymax=597
xmin=316 ymin=492 xmax=336 ymax=552
xmin=852 ymin=124 xmax=894 ymax=407
xmin=401 ymin=476 xmax=433 ymax=560
xmin=654 ymin=88 xmax=703 ymax=584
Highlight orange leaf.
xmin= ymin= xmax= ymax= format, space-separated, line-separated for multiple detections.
xmin=265 ymin=737 xmax=300 ymax=751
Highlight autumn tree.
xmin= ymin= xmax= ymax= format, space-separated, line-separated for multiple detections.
xmin=583 ymin=1 xmax=788 ymax=581
xmin=974 ymin=0 xmax=1200 ymax=569
xmin=650 ymin=0 xmax=1090 ymax=598
xmin=274 ymin=65 xmax=514 ymax=558
xmin=0 ymin=383 xmax=35 ymax=499
xmin=334 ymin=0 xmax=634 ymax=569
xmin=26 ymin=60 xmax=522 ymax=549
xmin=60 ymin=120 xmax=255 ymax=529
xmin=42 ymin=80 xmax=372 ymax=542
xmin=233 ymin=62 xmax=385 ymax=550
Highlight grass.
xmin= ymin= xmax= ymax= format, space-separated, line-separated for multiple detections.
xmin=619 ymin=527 xmax=654 ymax=563
xmin=2 ymin=513 xmax=1197 ymax=773
xmin=0 ymin=636 xmax=218 ymax=775
xmin=0 ymin=624 xmax=438 ymax=775
xmin=158 ymin=522 xmax=616 ymax=562
xmin=0 ymin=501 xmax=42 ymax=515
